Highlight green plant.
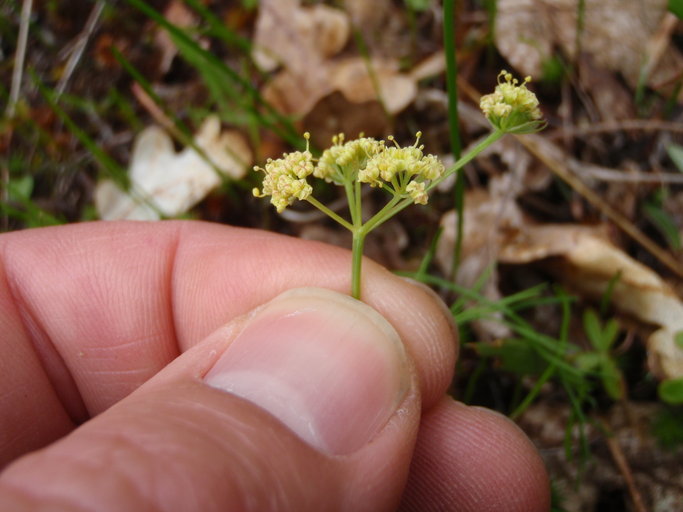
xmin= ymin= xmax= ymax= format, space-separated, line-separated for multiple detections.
xmin=651 ymin=405 xmax=683 ymax=447
xmin=575 ymin=309 xmax=625 ymax=401
xmin=659 ymin=376 xmax=683 ymax=405
xmin=400 ymin=270 xmax=593 ymax=461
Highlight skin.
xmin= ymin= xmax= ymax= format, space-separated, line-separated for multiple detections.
xmin=0 ymin=221 xmax=550 ymax=511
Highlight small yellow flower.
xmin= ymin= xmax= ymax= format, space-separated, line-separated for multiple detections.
xmin=253 ymin=134 xmax=314 ymax=212
xmin=406 ymin=181 xmax=428 ymax=204
xmin=479 ymin=70 xmax=545 ymax=133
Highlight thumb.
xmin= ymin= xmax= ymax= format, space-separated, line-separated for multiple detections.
xmin=0 ymin=288 xmax=420 ymax=512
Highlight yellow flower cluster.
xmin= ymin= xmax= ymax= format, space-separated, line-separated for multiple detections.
xmin=358 ymin=133 xmax=444 ymax=204
xmin=254 ymin=132 xmax=444 ymax=211
xmin=315 ymin=134 xmax=384 ymax=184
xmin=252 ymin=134 xmax=315 ymax=213
xmin=479 ymin=70 xmax=544 ymax=133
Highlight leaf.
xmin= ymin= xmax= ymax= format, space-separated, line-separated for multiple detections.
xmin=600 ymin=357 xmax=625 ymax=401
xmin=574 ymin=351 xmax=603 ymax=372
xmin=670 ymin=0 xmax=683 ymax=19
xmin=602 ymin=318 xmax=620 ymax=352
xmin=474 ymin=338 xmax=548 ymax=376
xmin=495 ymin=0 xmax=683 ymax=98
xmin=666 ymin=143 xmax=683 ymax=173
xmin=95 ymin=116 xmax=252 ymax=220
xmin=643 ymin=201 xmax=682 ymax=250
xmin=253 ymin=0 xmax=417 ymax=121
xmin=582 ymin=309 xmax=604 ymax=352
xmin=252 ymin=0 xmax=349 ymax=73
xmin=8 ymin=175 xmax=34 ymax=201
xmin=651 ymin=405 xmax=683 ymax=448
xmin=659 ymin=378 xmax=683 ymax=404
xmin=404 ymin=0 xmax=433 ymax=11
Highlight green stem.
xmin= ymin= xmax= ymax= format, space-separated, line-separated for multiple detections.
xmin=344 ymin=178 xmax=360 ymax=227
xmin=306 ymin=196 xmax=354 ymax=231
xmin=444 ymin=0 xmax=464 ymax=279
xmin=353 ymin=178 xmax=363 ymax=225
xmin=351 ymin=230 xmax=365 ymax=299
xmin=443 ymin=0 xmax=462 ymax=160
xmin=429 ymin=129 xmax=504 ymax=192
xmin=361 ymin=193 xmax=402 ymax=234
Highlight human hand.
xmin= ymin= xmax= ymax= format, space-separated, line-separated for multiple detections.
xmin=0 ymin=221 xmax=549 ymax=511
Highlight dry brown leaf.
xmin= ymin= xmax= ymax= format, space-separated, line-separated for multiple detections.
xmin=437 ymin=188 xmax=683 ymax=378
xmin=329 ymin=58 xmax=418 ymax=115
xmin=262 ymin=56 xmax=418 ymax=118
xmin=342 ymin=0 xmax=409 ymax=59
xmin=254 ymin=0 xmax=416 ymax=120
xmin=252 ymin=0 xmax=349 ymax=73
xmin=343 ymin=0 xmax=392 ymax=35
xmin=261 ymin=69 xmax=334 ymax=119
xmin=495 ymin=0 xmax=683 ymax=98
xmin=95 ymin=116 xmax=252 ymax=221
xmin=517 ymin=227 xmax=683 ymax=381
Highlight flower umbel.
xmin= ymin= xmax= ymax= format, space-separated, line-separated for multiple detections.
xmin=253 ymin=71 xmax=543 ymax=299
xmin=479 ymin=70 xmax=545 ymax=134
xmin=359 ymin=132 xmax=444 ymax=202
xmin=252 ymin=133 xmax=314 ymax=213
xmin=252 ymin=132 xmax=446 ymax=298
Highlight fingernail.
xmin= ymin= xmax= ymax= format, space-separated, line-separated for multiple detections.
xmin=204 ymin=287 xmax=410 ymax=455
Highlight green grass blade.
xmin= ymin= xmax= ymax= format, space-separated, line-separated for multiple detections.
xmin=443 ymin=0 xmax=465 ymax=277
xmin=183 ymin=0 xmax=252 ymax=52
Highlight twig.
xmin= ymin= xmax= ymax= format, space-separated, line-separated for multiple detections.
xmin=518 ymin=134 xmax=683 ymax=279
xmin=641 ymin=12 xmax=678 ymax=89
xmin=130 ymin=82 xmax=176 ymax=134
xmin=600 ymin=419 xmax=649 ymax=512
xmin=6 ymin=0 xmax=32 ymax=118
xmin=55 ymin=0 xmax=106 ymax=99
xmin=570 ymin=161 xmax=683 ymax=185
xmin=549 ymin=119 xmax=683 ymax=139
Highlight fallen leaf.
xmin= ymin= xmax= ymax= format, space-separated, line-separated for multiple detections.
xmin=252 ymin=0 xmax=349 ymax=73
xmin=495 ymin=0 xmax=683 ymax=99
xmin=438 ymin=188 xmax=683 ymax=379
xmin=254 ymin=0 xmax=417 ymax=120
xmin=263 ymin=57 xmax=418 ymax=118
xmin=95 ymin=116 xmax=252 ymax=221
xmin=343 ymin=0 xmax=392 ymax=37
xmin=343 ymin=0 xmax=410 ymax=58
xmin=329 ymin=57 xmax=417 ymax=115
